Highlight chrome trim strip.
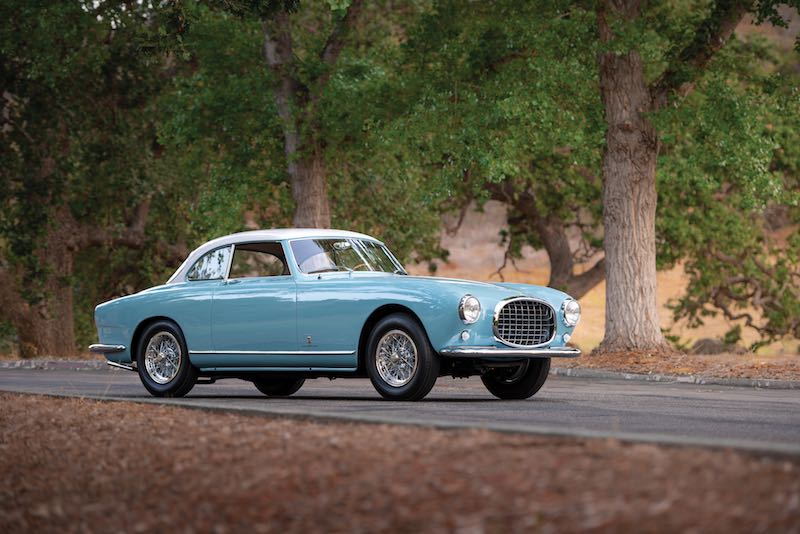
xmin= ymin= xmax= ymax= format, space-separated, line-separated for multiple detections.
xmin=189 ymin=350 xmax=356 ymax=356
xmin=224 ymin=243 xmax=235 ymax=281
xmin=107 ymin=361 xmax=136 ymax=371
xmin=492 ymin=297 xmax=558 ymax=349
xmin=89 ymin=343 xmax=126 ymax=354
xmin=439 ymin=346 xmax=581 ymax=358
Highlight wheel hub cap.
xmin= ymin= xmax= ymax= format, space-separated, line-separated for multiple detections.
xmin=376 ymin=330 xmax=418 ymax=387
xmin=144 ymin=332 xmax=181 ymax=385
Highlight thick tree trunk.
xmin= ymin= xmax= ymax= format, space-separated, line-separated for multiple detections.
xmin=16 ymin=284 xmax=75 ymax=359
xmin=262 ymin=11 xmax=342 ymax=230
xmin=597 ymin=2 xmax=668 ymax=352
xmin=2 ymin=225 xmax=78 ymax=358
xmin=289 ymin=148 xmax=331 ymax=228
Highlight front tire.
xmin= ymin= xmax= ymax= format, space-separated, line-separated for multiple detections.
xmin=136 ymin=320 xmax=197 ymax=398
xmin=253 ymin=378 xmax=305 ymax=397
xmin=366 ymin=313 xmax=440 ymax=401
xmin=481 ymin=358 xmax=550 ymax=400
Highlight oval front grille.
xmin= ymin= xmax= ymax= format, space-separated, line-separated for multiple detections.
xmin=494 ymin=299 xmax=556 ymax=347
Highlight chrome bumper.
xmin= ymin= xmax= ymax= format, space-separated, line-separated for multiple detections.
xmin=439 ymin=346 xmax=581 ymax=358
xmin=88 ymin=344 xmax=126 ymax=354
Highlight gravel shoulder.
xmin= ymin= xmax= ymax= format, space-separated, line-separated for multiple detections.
xmin=561 ymin=351 xmax=800 ymax=382
xmin=2 ymin=392 xmax=799 ymax=533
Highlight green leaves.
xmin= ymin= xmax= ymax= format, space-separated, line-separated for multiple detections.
xmin=1 ymin=0 xmax=798 ymax=353
xmin=657 ymin=32 xmax=800 ymax=345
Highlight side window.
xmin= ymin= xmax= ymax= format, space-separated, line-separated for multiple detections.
xmin=186 ymin=246 xmax=232 ymax=281
xmin=229 ymin=242 xmax=289 ymax=278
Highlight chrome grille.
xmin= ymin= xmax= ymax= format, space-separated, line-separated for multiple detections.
xmin=494 ymin=299 xmax=556 ymax=347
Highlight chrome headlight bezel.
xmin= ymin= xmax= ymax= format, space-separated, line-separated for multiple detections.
xmin=458 ymin=294 xmax=481 ymax=324
xmin=562 ymin=299 xmax=581 ymax=327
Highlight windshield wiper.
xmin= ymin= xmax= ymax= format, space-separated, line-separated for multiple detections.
xmin=307 ymin=266 xmax=352 ymax=275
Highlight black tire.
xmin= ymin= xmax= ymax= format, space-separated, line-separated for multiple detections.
xmin=365 ymin=313 xmax=440 ymax=401
xmin=481 ymin=358 xmax=550 ymax=400
xmin=136 ymin=320 xmax=197 ymax=398
xmin=253 ymin=378 xmax=305 ymax=397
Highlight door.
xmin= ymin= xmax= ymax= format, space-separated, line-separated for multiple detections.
xmin=208 ymin=242 xmax=299 ymax=368
xmin=294 ymin=275 xmax=364 ymax=370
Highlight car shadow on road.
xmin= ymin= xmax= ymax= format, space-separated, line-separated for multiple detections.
xmin=177 ymin=393 xmax=557 ymax=403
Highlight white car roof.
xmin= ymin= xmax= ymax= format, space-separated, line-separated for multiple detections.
xmin=166 ymin=228 xmax=382 ymax=284
xmin=220 ymin=228 xmax=377 ymax=242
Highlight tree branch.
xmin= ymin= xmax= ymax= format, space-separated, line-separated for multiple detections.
xmin=565 ymin=258 xmax=606 ymax=299
xmin=79 ymin=199 xmax=151 ymax=250
xmin=76 ymin=199 xmax=188 ymax=265
xmin=319 ymin=0 xmax=364 ymax=66
xmin=263 ymin=12 xmax=309 ymax=110
xmin=650 ymin=0 xmax=751 ymax=109
xmin=316 ymin=0 xmax=365 ymax=87
xmin=486 ymin=180 xmax=605 ymax=298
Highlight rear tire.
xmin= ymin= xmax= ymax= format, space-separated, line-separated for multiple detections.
xmin=481 ymin=358 xmax=550 ymax=400
xmin=253 ymin=378 xmax=305 ymax=397
xmin=366 ymin=313 xmax=439 ymax=401
xmin=136 ymin=320 xmax=197 ymax=398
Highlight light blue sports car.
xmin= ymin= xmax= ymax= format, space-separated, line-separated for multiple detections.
xmin=91 ymin=229 xmax=581 ymax=400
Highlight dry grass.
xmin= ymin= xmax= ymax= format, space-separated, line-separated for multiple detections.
xmin=1 ymin=393 xmax=799 ymax=533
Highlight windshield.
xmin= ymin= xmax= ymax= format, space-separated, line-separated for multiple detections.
xmin=290 ymin=238 xmax=405 ymax=275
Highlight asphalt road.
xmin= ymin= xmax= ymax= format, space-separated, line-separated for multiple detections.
xmin=1 ymin=367 xmax=799 ymax=454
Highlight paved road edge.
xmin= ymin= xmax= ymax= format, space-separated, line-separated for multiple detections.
xmin=3 ymin=359 xmax=799 ymax=390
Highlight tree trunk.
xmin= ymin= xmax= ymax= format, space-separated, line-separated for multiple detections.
xmin=290 ymin=148 xmax=331 ymax=228
xmin=597 ymin=3 xmax=668 ymax=352
xmin=3 ymin=225 xmax=78 ymax=358
xmin=263 ymin=14 xmax=333 ymax=229
xmin=16 ymin=284 xmax=75 ymax=359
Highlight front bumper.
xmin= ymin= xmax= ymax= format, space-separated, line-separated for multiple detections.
xmin=439 ymin=346 xmax=581 ymax=358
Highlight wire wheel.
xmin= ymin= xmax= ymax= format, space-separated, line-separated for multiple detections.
xmin=375 ymin=329 xmax=418 ymax=387
xmin=144 ymin=332 xmax=182 ymax=384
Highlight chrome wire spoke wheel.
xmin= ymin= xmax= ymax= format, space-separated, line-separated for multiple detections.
xmin=375 ymin=329 xmax=418 ymax=387
xmin=144 ymin=332 xmax=181 ymax=385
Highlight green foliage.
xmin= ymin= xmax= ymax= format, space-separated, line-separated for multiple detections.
xmin=657 ymin=36 xmax=800 ymax=345
xmin=165 ymin=0 xmax=446 ymax=262
xmin=1 ymin=2 xmax=172 ymax=280
xmin=0 ymin=1 xmax=229 ymax=347
xmin=1 ymin=0 xmax=799 ymax=356
xmin=356 ymin=0 xmax=604 ymax=264
xmin=157 ymin=3 xmax=293 ymax=240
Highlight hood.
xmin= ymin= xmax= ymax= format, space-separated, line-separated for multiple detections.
xmin=400 ymin=275 xmax=570 ymax=305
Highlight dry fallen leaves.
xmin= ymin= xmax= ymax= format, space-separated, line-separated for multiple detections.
xmin=563 ymin=351 xmax=800 ymax=381
xmin=0 ymin=393 xmax=798 ymax=533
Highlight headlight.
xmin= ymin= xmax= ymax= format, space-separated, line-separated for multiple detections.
xmin=458 ymin=295 xmax=481 ymax=324
xmin=562 ymin=299 xmax=581 ymax=327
